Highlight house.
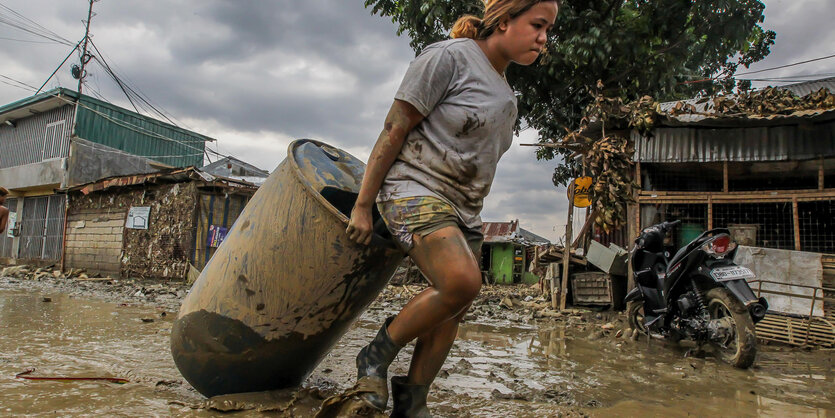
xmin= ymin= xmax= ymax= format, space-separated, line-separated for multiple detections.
xmin=202 ymin=156 xmax=270 ymax=186
xmin=627 ymin=78 xmax=834 ymax=253
xmin=623 ymin=78 xmax=835 ymax=320
xmin=62 ymin=167 xmax=258 ymax=280
xmin=0 ymin=88 xmax=215 ymax=264
xmin=481 ymin=220 xmax=550 ymax=284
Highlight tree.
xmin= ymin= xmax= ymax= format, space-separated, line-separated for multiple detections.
xmin=364 ymin=0 xmax=775 ymax=186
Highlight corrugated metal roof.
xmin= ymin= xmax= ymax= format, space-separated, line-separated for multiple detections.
xmin=65 ymin=167 xmax=259 ymax=195
xmin=482 ymin=221 xmax=517 ymax=243
xmin=482 ymin=221 xmax=550 ymax=245
xmin=202 ymin=156 xmax=270 ymax=178
xmin=781 ymin=77 xmax=835 ymax=97
xmin=0 ymin=88 xmax=215 ymax=168
xmin=634 ymin=121 xmax=835 ymax=162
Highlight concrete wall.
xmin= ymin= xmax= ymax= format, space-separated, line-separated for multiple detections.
xmin=66 ymin=138 xmax=160 ymax=188
xmin=64 ymin=209 xmax=125 ymax=277
xmin=0 ymin=159 xmax=65 ymax=191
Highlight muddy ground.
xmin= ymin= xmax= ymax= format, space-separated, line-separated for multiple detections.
xmin=0 ymin=268 xmax=833 ymax=417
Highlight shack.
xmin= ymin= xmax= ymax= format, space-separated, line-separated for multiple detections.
xmin=481 ymin=220 xmax=550 ymax=284
xmin=0 ymin=88 xmax=215 ymax=265
xmin=622 ymin=78 xmax=835 ymax=332
xmin=62 ymin=167 xmax=258 ymax=280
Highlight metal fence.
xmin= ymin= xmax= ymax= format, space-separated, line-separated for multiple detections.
xmin=750 ymin=279 xmax=835 ymax=347
xmin=18 ymin=195 xmax=65 ymax=261
xmin=0 ymin=197 xmax=17 ymax=258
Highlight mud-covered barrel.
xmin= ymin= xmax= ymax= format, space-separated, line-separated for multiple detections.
xmin=171 ymin=139 xmax=404 ymax=397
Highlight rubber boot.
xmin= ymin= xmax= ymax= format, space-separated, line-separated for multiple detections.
xmin=390 ymin=376 xmax=432 ymax=418
xmin=356 ymin=316 xmax=402 ymax=410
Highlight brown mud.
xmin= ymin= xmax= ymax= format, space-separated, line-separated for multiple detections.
xmin=1 ymin=274 xmax=833 ymax=417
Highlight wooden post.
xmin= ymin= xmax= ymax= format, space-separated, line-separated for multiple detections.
xmin=635 ymin=162 xmax=642 ymax=189
xmin=792 ymin=197 xmax=801 ymax=251
xmin=561 ymin=185 xmax=575 ymax=311
xmin=723 ymin=161 xmax=729 ymax=193
xmin=707 ymin=196 xmax=713 ymax=230
xmin=820 ymin=158 xmax=825 ymax=191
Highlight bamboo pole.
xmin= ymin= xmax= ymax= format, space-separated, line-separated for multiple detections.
xmin=561 ymin=185 xmax=575 ymax=311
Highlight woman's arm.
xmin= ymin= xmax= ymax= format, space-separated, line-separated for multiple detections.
xmin=346 ymin=99 xmax=424 ymax=245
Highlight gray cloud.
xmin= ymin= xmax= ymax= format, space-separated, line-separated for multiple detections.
xmin=0 ymin=0 xmax=830 ymax=239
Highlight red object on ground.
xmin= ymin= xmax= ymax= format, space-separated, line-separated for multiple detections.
xmin=15 ymin=368 xmax=128 ymax=384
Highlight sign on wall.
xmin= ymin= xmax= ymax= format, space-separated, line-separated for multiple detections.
xmin=6 ymin=212 xmax=16 ymax=238
xmin=126 ymin=206 xmax=151 ymax=230
xmin=207 ymin=225 xmax=229 ymax=247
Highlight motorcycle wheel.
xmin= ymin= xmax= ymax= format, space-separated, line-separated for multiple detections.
xmin=627 ymin=300 xmax=647 ymax=335
xmin=705 ymin=287 xmax=757 ymax=369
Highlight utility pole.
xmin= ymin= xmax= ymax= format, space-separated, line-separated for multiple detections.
xmin=77 ymin=0 xmax=96 ymax=96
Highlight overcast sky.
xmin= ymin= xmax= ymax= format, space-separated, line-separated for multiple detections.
xmin=0 ymin=0 xmax=833 ymax=241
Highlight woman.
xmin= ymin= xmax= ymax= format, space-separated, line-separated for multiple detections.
xmin=345 ymin=0 xmax=558 ymax=415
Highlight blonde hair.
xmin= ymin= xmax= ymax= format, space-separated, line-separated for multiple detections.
xmin=451 ymin=0 xmax=559 ymax=40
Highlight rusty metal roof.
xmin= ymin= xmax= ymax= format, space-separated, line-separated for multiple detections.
xmin=64 ymin=167 xmax=259 ymax=195
xmin=482 ymin=221 xmax=518 ymax=243
xmin=482 ymin=221 xmax=550 ymax=245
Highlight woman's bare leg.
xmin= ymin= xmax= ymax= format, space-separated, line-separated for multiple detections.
xmin=406 ymin=304 xmax=470 ymax=384
xmin=385 ymin=226 xmax=482 ymax=376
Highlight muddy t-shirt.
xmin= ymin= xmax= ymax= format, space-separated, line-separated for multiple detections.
xmin=378 ymin=38 xmax=517 ymax=229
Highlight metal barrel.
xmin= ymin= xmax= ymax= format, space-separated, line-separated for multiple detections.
xmin=171 ymin=139 xmax=404 ymax=397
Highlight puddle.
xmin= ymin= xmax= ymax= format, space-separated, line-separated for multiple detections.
xmin=0 ymin=286 xmax=832 ymax=417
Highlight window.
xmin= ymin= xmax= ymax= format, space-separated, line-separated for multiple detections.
xmin=42 ymin=120 xmax=66 ymax=160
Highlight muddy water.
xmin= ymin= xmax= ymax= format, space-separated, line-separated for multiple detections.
xmin=1 ymin=285 xmax=833 ymax=417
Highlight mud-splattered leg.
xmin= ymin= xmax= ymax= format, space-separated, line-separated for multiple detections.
xmin=406 ymin=303 xmax=470 ymax=384
xmin=386 ymin=225 xmax=481 ymax=368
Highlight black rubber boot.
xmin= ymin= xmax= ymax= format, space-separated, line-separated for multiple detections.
xmin=356 ymin=316 xmax=402 ymax=410
xmin=390 ymin=376 xmax=432 ymax=418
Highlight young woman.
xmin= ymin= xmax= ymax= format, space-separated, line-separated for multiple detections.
xmin=345 ymin=1 xmax=558 ymax=415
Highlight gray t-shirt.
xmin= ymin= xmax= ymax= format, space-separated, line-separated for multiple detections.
xmin=378 ymin=38 xmax=518 ymax=229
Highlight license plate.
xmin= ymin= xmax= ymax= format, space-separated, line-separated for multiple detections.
xmin=710 ymin=266 xmax=755 ymax=281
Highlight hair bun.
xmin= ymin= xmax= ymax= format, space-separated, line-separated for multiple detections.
xmin=451 ymin=15 xmax=481 ymax=39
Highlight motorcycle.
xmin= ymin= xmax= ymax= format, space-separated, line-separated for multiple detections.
xmin=624 ymin=220 xmax=768 ymax=368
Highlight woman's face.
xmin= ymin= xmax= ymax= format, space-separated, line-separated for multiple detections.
xmin=498 ymin=1 xmax=558 ymax=66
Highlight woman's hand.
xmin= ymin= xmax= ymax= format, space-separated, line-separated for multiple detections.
xmin=346 ymin=203 xmax=374 ymax=245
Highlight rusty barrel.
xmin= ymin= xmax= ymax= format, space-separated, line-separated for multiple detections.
xmin=171 ymin=139 xmax=404 ymax=397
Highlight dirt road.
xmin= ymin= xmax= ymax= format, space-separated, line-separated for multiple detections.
xmin=0 ymin=274 xmax=832 ymax=417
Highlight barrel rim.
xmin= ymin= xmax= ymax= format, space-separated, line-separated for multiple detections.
xmin=287 ymin=139 xmax=398 ymax=250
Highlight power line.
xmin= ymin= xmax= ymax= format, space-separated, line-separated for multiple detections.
xmin=0 ymin=78 xmax=34 ymax=92
xmin=52 ymin=93 xmax=228 ymax=160
xmin=735 ymin=53 xmax=835 ymax=76
xmin=0 ymin=73 xmax=38 ymax=91
xmin=0 ymin=36 xmax=59 ymax=44
xmin=0 ymin=2 xmax=73 ymax=45
xmin=87 ymin=39 xmax=186 ymax=128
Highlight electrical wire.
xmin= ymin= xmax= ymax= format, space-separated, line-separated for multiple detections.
xmin=735 ymin=53 xmax=835 ymax=76
xmin=0 ymin=73 xmax=38 ymax=91
xmin=0 ymin=36 xmax=58 ymax=44
xmin=0 ymin=2 xmax=73 ymax=45
xmin=52 ymin=93 xmax=229 ymax=160
xmin=88 ymin=39 xmax=186 ymax=128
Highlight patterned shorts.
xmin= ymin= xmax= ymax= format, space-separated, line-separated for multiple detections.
xmin=377 ymin=196 xmax=483 ymax=255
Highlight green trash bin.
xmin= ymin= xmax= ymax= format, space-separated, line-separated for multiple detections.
xmin=678 ymin=223 xmax=704 ymax=249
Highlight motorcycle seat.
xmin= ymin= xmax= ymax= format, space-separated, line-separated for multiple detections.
xmin=668 ymin=245 xmax=689 ymax=269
